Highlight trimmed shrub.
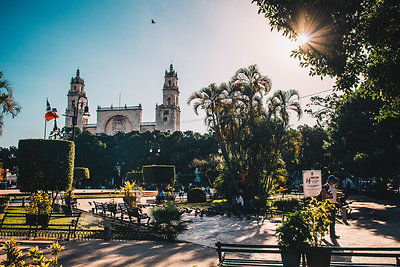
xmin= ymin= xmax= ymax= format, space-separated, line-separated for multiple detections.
xmin=126 ymin=172 xmax=143 ymax=184
xmin=187 ymin=187 xmax=206 ymax=203
xmin=74 ymin=167 xmax=90 ymax=184
xmin=142 ymin=165 xmax=175 ymax=185
xmin=18 ymin=139 xmax=75 ymax=193
xmin=273 ymin=197 xmax=302 ymax=214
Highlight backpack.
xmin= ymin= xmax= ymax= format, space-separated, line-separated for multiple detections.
xmin=316 ymin=183 xmax=329 ymax=201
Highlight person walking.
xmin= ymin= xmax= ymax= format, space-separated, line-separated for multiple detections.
xmin=321 ymin=175 xmax=342 ymax=240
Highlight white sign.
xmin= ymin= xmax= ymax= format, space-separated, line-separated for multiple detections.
xmin=303 ymin=170 xmax=322 ymax=197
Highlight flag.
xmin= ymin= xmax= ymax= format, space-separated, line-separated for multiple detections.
xmin=45 ymin=99 xmax=59 ymax=121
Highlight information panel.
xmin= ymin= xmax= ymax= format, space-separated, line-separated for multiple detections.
xmin=303 ymin=170 xmax=322 ymax=197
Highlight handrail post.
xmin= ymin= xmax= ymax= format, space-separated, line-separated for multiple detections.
xmin=216 ymin=242 xmax=222 ymax=263
xmin=396 ymin=256 xmax=399 ymax=267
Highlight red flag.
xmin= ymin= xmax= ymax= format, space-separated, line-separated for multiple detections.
xmin=45 ymin=100 xmax=59 ymax=121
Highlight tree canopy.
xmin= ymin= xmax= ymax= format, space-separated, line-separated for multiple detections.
xmin=0 ymin=72 xmax=21 ymax=135
xmin=253 ymin=0 xmax=400 ymax=119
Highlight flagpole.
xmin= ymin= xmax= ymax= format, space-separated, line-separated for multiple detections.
xmin=44 ymin=98 xmax=48 ymax=139
xmin=44 ymin=119 xmax=47 ymax=139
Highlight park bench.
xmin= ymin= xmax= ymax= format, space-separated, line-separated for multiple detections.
xmin=0 ymin=211 xmax=82 ymax=239
xmin=92 ymin=201 xmax=107 ymax=215
xmin=126 ymin=206 xmax=150 ymax=226
xmin=216 ymin=242 xmax=400 ymax=267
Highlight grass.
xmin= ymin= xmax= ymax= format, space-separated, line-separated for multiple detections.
xmin=0 ymin=206 xmax=90 ymax=229
xmin=176 ymin=199 xmax=228 ymax=209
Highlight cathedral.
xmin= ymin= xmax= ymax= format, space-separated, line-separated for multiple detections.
xmin=64 ymin=64 xmax=181 ymax=135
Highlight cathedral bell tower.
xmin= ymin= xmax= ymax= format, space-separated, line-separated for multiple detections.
xmin=155 ymin=64 xmax=180 ymax=133
xmin=65 ymin=69 xmax=90 ymax=129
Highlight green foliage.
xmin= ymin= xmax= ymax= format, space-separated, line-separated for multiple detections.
xmin=328 ymin=93 xmax=400 ymax=179
xmin=26 ymin=191 xmax=52 ymax=215
xmin=273 ymin=197 xmax=301 ymax=214
xmin=0 ymin=71 xmax=21 ymax=135
xmin=276 ymin=210 xmax=311 ymax=250
xmin=253 ymin=0 xmax=400 ymax=119
xmin=187 ymin=187 xmax=206 ymax=203
xmin=0 ymin=146 xmax=18 ymax=174
xmin=73 ymin=167 xmax=90 ymax=185
xmin=125 ymin=172 xmax=143 ymax=184
xmin=151 ymin=202 xmax=190 ymax=240
xmin=65 ymin=129 xmax=216 ymax=188
xmin=303 ymin=198 xmax=334 ymax=247
xmin=18 ymin=139 xmax=75 ymax=193
xmin=188 ymin=66 xmax=303 ymax=200
xmin=0 ymin=237 xmax=64 ymax=267
xmin=177 ymin=174 xmax=195 ymax=186
xmin=142 ymin=165 xmax=175 ymax=185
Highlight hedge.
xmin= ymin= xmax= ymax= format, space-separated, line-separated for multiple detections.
xmin=74 ymin=167 xmax=90 ymax=184
xmin=126 ymin=172 xmax=143 ymax=184
xmin=18 ymin=139 xmax=75 ymax=192
xmin=142 ymin=165 xmax=175 ymax=185
xmin=187 ymin=187 xmax=206 ymax=203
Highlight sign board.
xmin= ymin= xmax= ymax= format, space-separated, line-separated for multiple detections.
xmin=303 ymin=170 xmax=322 ymax=197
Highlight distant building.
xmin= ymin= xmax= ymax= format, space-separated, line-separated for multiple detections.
xmin=65 ymin=64 xmax=181 ymax=135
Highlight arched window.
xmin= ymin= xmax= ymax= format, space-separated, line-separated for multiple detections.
xmin=73 ymin=86 xmax=76 ymax=90
xmin=168 ymin=80 xmax=171 ymax=86
xmin=71 ymin=100 xmax=75 ymax=108
xmin=167 ymin=98 xmax=171 ymax=105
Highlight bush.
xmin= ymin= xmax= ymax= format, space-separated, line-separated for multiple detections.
xmin=74 ymin=167 xmax=90 ymax=184
xmin=187 ymin=187 xmax=206 ymax=203
xmin=276 ymin=210 xmax=311 ymax=250
xmin=1 ymin=237 xmax=64 ymax=266
xmin=126 ymin=172 xmax=143 ymax=184
xmin=151 ymin=202 xmax=190 ymax=240
xmin=26 ymin=191 xmax=52 ymax=215
xmin=0 ymin=196 xmax=9 ymax=212
xmin=273 ymin=197 xmax=302 ymax=214
xmin=18 ymin=139 xmax=75 ymax=193
xmin=142 ymin=165 xmax=175 ymax=185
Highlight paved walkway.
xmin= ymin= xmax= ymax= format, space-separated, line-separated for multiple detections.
xmin=1 ymin=194 xmax=400 ymax=266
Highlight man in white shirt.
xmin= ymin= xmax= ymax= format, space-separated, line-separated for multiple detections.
xmin=321 ymin=175 xmax=342 ymax=240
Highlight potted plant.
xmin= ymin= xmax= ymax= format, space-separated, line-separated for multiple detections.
xmin=25 ymin=191 xmax=52 ymax=227
xmin=276 ymin=210 xmax=311 ymax=267
xmin=303 ymin=198 xmax=334 ymax=267
xmin=121 ymin=181 xmax=142 ymax=208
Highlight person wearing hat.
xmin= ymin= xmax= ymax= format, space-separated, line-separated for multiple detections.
xmin=321 ymin=175 xmax=342 ymax=240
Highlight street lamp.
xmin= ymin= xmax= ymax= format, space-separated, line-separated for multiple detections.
xmin=71 ymin=95 xmax=89 ymax=142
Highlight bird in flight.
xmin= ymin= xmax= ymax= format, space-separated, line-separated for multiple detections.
xmin=151 ymin=19 xmax=156 ymax=24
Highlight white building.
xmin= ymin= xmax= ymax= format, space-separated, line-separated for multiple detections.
xmin=65 ymin=64 xmax=181 ymax=135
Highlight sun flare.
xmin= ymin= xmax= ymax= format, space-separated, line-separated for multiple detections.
xmin=297 ymin=33 xmax=311 ymax=47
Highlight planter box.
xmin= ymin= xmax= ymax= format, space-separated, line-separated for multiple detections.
xmin=280 ymin=248 xmax=301 ymax=267
xmin=306 ymin=248 xmax=331 ymax=267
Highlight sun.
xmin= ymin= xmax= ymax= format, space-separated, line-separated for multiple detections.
xmin=296 ymin=33 xmax=311 ymax=47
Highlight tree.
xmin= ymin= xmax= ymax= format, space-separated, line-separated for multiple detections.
xmin=0 ymin=72 xmax=21 ymax=135
xmin=267 ymin=89 xmax=302 ymax=126
xmin=188 ymin=65 xmax=300 ymax=199
xmin=327 ymin=93 xmax=400 ymax=180
xmin=231 ymin=64 xmax=272 ymax=126
xmin=253 ymin=0 xmax=400 ymax=119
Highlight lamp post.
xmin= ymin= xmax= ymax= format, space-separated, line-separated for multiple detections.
xmin=71 ymin=95 xmax=89 ymax=142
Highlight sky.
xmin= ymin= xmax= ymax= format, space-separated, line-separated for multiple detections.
xmin=0 ymin=0 xmax=335 ymax=147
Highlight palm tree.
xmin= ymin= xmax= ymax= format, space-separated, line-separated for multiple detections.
xmin=0 ymin=72 xmax=21 ymax=135
xmin=187 ymin=83 xmax=240 ymax=193
xmin=231 ymin=64 xmax=272 ymax=125
xmin=267 ymin=89 xmax=302 ymax=126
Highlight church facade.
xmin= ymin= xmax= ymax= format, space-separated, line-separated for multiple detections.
xmin=65 ymin=64 xmax=181 ymax=135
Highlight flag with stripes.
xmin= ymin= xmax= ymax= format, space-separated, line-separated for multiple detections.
xmin=45 ymin=99 xmax=59 ymax=121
